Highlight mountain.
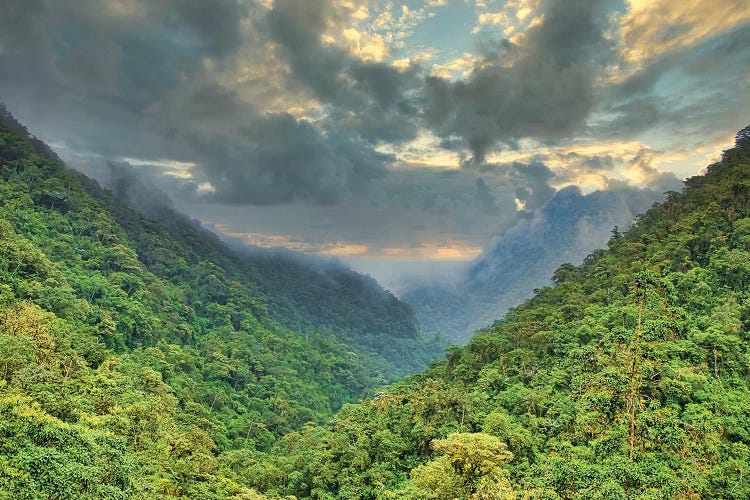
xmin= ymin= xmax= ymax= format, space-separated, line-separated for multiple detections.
xmin=0 ymin=105 xmax=440 ymax=497
xmin=91 ymin=159 xmax=437 ymax=375
xmin=403 ymin=185 xmax=671 ymax=343
xmin=5 ymin=101 xmax=750 ymax=498
xmin=246 ymin=125 xmax=750 ymax=498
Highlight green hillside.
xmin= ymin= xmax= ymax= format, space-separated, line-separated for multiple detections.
xmin=244 ymin=127 xmax=750 ymax=499
xmin=0 ymin=108 xmax=439 ymax=497
xmin=4 ymin=102 xmax=750 ymax=499
xmin=99 ymin=166 xmax=434 ymax=372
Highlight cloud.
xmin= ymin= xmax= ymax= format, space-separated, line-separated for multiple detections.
xmin=617 ymin=0 xmax=750 ymax=67
xmin=172 ymin=164 xmax=530 ymax=259
xmin=429 ymin=54 xmax=479 ymax=80
xmin=403 ymin=180 xmax=671 ymax=341
xmin=593 ymin=21 xmax=750 ymax=146
xmin=1 ymin=0 xmax=746 ymax=271
xmin=623 ymin=148 xmax=683 ymax=192
xmin=0 ymin=0 xmax=257 ymax=157
xmin=0 ymin=0 xmax=401 ymax=205
xmin=424 ymin=0 xmax=619 ymax=164
xmin=509 ymin=161 xmax=556 ymax=209
xmin=149 ymin=83 xmax=394 ymax=205
xmin=0 ymin=0 xmax=248 ymax=95
xmin=266 ymin=0 xmax=423 ymax=145
xmin=472 ymin=12 xmax=513 ymax=35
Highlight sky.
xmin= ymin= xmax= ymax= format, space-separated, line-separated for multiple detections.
xmin=1 ymin=0 xmax=749 ymax=288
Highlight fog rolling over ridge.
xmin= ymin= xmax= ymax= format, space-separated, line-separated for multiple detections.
xmin=54 ymin=147 xmax=441 ymax=375
xmin=402 ymin=184 xmax=676 ymax=343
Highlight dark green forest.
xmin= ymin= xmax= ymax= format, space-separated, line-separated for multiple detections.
xmin=3 ymin=104 xmax=750 ymax=499
xmin=0 ymin=107 xmax=440 ymax=498
xmin=100 ymin=162 xmax=435 ymax=374
xmin=246 ymin=127 xmax=750 ymax=499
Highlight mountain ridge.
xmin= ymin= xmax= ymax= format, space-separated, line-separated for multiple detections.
xmin=0 ymin=105 xmax=440 ymax=497
xmin=404 ymin=183 xmax=671 ymax=343
xmin=244 ymin=124 xmax=750 ymax=498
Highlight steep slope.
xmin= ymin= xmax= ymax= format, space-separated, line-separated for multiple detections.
xmin=94 ymin=164 xmax=428 ymax=362
xmin=250 ymin=126 xmax=750 ymax=499
xmin=0 ymin=107 xmax=436 ymax=497
xmin=89 ymin=162 xmax=437 ymax=376
xmin=404 ymin=185 xmax=668 ymax=343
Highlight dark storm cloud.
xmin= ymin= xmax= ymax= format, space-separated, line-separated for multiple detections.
xmin=0 ymin=0 xmax=252 ymax=158
xmin=462 ymin=159 xmax=557 ymax=211
xmin=0 ymin=0 xmax=397 ymax=205
xmin=147 ymin=83 xmax=391 ymax=205
xmin=194 ymin=113 xmax=391 ymax=205
xmin=0 ymin=0 xmax=247 ymax=100
xmin=424 ymin=0 xmax=621 ymax=164
xmin=267 ymin=0 xmax=421 ymax=145
xmin=511 ymin=161 xmax=557 ymax=210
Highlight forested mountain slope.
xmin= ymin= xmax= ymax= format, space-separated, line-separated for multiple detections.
xmin=100 ymin=163 xmax=429 ymax=367
xmin=0 ymin=107 xmax=439 ymax=497
xmin=404 ymin=185 xmax=666 ymax=343
xmin=246 ymin=126 xmax=750 ymax=499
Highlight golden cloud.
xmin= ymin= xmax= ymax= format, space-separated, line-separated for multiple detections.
xmin=472 ymin=12 xmax=512 ymax=34
xmin=381 ymin=244 xmax=483 ymax=260
xmin=430 ymin=53 xmax=479 ymax=79
xmin=219 ymin=229 xmax=371 ymax=256
xmin=618 ymin=0 xmax=750 ymax=67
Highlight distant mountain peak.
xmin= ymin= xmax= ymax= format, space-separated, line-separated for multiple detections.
xmin=736 ymin=123 xmax=750 ymax=148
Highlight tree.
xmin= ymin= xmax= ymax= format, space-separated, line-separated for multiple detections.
xmin=410 ymin=433 xmax=514 ymax=499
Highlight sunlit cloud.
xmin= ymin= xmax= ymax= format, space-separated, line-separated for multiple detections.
xmin=616 ymin=0 xmax=750 ymax=69
xmin=429 ymin=53 xmax=478 ymax=79
xmin=393 ymin=50 xmax=434 ymax=70
xmin=381 ymin=243 xmax=483 ymax=260
xmin=214 ymin=229 xmax=482 ymax=261
xmin=218 ymin=228 xmax=372 ymax=256
xmin=471 ymin=12 xmax=513 ymax=35
xmin=119 ymin=158 xmax=197 ymax=178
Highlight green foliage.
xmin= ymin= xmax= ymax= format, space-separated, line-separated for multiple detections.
xmin=89 ymin=166 xmax=444 ymax=375
xmin=0 ymin=110 xmax=436 ymax=497
xmin=0 ymin=393 xmax=131 ymax=499
xmin=4 ymin=106 xmax=750 ymax=498
xmin=410 ymin=433 xmax=514 ymax=499
xmin=246 ymin=131 xmax=750 ymax=498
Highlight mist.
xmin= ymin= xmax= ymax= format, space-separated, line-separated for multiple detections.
xmin=401 ymin=182 xmax=679 ymax=343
